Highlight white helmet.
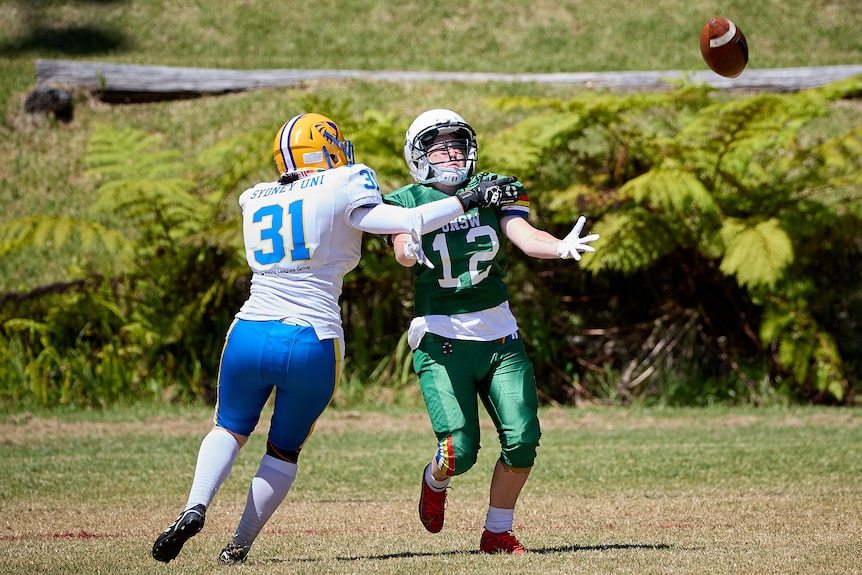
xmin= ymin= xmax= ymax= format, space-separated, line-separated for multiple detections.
xmin=404 ymin=109 xmax=477 ymax=186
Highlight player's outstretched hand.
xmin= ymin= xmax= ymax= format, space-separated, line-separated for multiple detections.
xmin=403 ymin=229 xmax=435 ymax=269
xmin=556 ymin=216 xmax=600 ymax=261
xmin=456 ymin=176 xmax=520 ymax=210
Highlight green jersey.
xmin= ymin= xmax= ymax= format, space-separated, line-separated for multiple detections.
xmin=384 ymin=172 xmax=529 ymax=317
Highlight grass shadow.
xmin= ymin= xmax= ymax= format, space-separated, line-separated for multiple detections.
xmin=338 ymin=542 xmax=674 ymax=560
xmin=0 ymin=25 xmax=129 ymax=56
xmin=251 ymin=542 xmax=675 ymax=563
xmin=1 ymin=0 xmax=131 ymax=57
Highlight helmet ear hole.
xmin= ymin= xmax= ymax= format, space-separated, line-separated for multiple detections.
xmin=414 ymin=155 xmax=433 ymax=182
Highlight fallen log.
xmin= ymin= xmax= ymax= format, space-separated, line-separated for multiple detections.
xmin=34 ymin=58 xmax=862 ymax=104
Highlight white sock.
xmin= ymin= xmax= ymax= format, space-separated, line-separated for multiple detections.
xmin=185 ymin=427 xmax=240 ymax=509
xmin=232 ymin=455 xmax=298 ymax=548
xmin=425 ymin=462 xmax=450 ymax=491
xmin=484 ymin=505 xmax=515 ymax=533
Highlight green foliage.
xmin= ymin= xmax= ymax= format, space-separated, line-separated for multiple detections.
xmin=0 ymin=124 xmax=264 ymax=407
xmin=0 ymin=215 xmax=131 ymax=260
xmin=2 ymin=1 xmax=862 ymax=410
xmin=0 ymin=115 xmax=426 ymax=408
xmin=485 ymin=90 xmax=696 ymax=191
xmin=348 ymin=109 xmax=407 ymax=188
xmin=2 ymin=78 xmax=860 ymax=408
xmin=492 ymin=80 xmax=861 ymax=404
xmin=621 ymin=169 xmax=717 ymax=215
xmin=581 ymin=209 xmax=678 ymax=272
xmin=719 ymin=218 xmax=794 ymax=289
xmin=335 ymin=331 xmax=424 ymax=408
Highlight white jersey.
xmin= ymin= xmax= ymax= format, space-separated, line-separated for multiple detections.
xmin=236 ymin=164 xmax=382 ymax=340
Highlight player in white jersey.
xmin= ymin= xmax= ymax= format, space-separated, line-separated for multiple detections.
xmin=152 ymin=112 xmax=520 ymax=565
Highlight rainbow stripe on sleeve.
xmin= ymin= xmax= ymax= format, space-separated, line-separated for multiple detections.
xmin=500 ymin=193 xmax=530 ymax=218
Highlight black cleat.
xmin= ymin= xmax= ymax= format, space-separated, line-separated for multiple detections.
xmin=218 ymin=542 xmax=250 ymax=565
xmin=152 ymin=504 xmax=206 ymax=563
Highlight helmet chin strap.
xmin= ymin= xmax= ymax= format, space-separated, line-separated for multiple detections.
xmin=430 ymin=166 xmax=469 ymax=186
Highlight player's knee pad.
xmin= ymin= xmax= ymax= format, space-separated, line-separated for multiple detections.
xmin=499 ymin=426 xmax=541 ymax=469
xmin=266 ymin=439 xmax=301 ymax=463
xmin=501 ymin=442 xmax=538 ymax=469
xmin=435 ymin=431 xmax=479 ymax=476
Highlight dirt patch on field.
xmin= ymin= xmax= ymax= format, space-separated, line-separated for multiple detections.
xmin=0 ymin=411 xmax=214 ymax=445
xmin=538 ymin=407 xmax=861 ymax=432
xmin=1 ymin=407 xmax=858 ymax=445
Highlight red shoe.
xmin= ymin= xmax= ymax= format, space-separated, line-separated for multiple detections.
xmin=418 ymin=464 xmax=447 ymax=533
xmin=480 ymin=529 xmax=526 ymax=554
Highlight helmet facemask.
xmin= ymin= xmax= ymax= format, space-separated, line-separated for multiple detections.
xmin=316 ymin=123 xmax=354 ymax=168
xmin=416 ymin=131 xmax=476 ymax=186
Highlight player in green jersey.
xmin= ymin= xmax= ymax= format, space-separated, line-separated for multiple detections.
xmin=384 ymin=109 xmax=600 ymax=554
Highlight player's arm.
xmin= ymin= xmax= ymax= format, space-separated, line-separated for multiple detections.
xmin=391 ymin=232 xmax=418 ymax=268
xmin=503 ymin=215 xmax=600 ymax=261
xmin=349 ymin=199 xmax=462 ymax=236
xmin=502 ymin=216 xmax=562 ymax=259
xmin=350 ymin=176 xmax=522 ymax=236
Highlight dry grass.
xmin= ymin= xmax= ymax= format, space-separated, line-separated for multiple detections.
xmin=2 ymin=406 xmax=860 ymax=574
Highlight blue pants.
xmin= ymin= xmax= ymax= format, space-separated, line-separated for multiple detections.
xmin=214 ymin=319 xmax=342 ymax=456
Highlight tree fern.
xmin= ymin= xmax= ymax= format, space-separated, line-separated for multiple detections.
xmin=0 ymin=122 xmax=261 ymax=406
xmin=0 ymin=215 xmax=131 ymax=261
xmin=3 ymin=83 xmax=859 ymax=407
xmin=719 ymin=218 xmax=794 ymax=289
xmin=493 ymin=80 xmax=860 ymax=403
xmin=484 ymin=111 xmax=589 ymax=176
xmin=583 ymin=210 xmax=677 ymax=273
xmin=676 ymin=95 xmax=822 ymax=197
xmin=87 ymin=125 xmax=207 ymax=243
xmin=619 ymin=168 xmax=718 ymax=216
xmin=815 ymin=126 xmax=862 ymax=218
xmin=762 ymin=296 xmax=846 ymax=401
xmin=541 ymin=182 xmax=604 ymax=224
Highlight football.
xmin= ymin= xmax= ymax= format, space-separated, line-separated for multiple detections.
xmin=700 ymin=17 xmax=749 ymax=78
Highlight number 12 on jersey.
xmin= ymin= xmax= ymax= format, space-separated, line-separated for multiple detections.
xmin=430 ymin=225 xmax=499 ymax=288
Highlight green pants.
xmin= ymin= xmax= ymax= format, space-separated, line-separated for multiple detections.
xmin=413 ymin=332 xmax=541 ymax=474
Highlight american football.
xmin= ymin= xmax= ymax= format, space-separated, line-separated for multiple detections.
xmin=700 ymin=17 xmax=749 ymax=78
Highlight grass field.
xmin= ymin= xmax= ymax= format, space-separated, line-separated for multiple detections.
xmin=2 ymin=405 xmax=860 ymax=574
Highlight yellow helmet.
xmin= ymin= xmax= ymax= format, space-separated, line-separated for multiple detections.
xmin=273 ymin=113 xmax=354 ymax=175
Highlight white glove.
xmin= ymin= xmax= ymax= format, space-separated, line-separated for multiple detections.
xmin=403 ymin=229 xmax=435 ymax=269
xmin=556 ymin=216 xmax=600 ymax=261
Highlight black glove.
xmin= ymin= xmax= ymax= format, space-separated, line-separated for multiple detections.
xmin=455 ymin=176 xmax=520 ymax=210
